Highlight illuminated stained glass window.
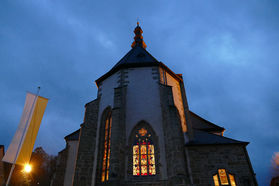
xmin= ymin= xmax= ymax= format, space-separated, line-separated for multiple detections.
xmin=213 ymin=169 xmax=237 ymax=186
xmin=101 ymin=112 xmax=112 ymax=182
xmin=133 ymin=127 xmax=156 ymax=176
xmin=218 ymin=169 xmax=229 ymax=185
xmin=213 ymin=174 xmax=220 ymax=186
xmin=229 ymin=174 xmax=236 ymax=186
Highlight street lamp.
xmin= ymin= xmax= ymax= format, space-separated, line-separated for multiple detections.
xmin=23 ymin=164 xmax=32 ymax=173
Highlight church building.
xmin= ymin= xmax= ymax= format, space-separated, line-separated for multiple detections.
xmin=51 ymin=23 xmax=258 ymax=186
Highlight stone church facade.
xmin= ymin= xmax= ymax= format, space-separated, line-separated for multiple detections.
xmin=51 ymin=23 xmax=258 ymax=186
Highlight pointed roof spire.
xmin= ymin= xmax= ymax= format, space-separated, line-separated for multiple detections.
xmin=131 ymin=22 xmax=147 ymax=49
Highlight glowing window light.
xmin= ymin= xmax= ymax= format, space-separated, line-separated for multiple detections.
xmin=213 ymin=169 xmax=237 ymax=186
xmin=218 ymin=169 xmax=229 ymax=185
xmin=101 ymin=113 xmax=112 ymax=182
xmin=229 ymin=174 xmax=236 ymax=186
xmin=133 ymin=128 xmax=156 ymax=176
xmin=213 ymin=174 xmax=220 ymax=186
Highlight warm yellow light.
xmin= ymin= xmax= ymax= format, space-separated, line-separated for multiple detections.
xmin=24 ymin=164 xmax=32 ymax=173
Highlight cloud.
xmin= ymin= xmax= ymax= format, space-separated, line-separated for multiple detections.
xmin=0 ymin=1 xmax=278 ymax=185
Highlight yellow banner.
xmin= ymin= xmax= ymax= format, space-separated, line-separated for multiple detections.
xmin=16 ymin=96 xmax=48 ymax=165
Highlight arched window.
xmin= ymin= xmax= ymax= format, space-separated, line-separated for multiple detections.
xmin=101 ymin=111 xmax=112 ymax=182
xmin=213 ymin=169 xmax=237 ymax=186
xmin=133 ymin=127 xmax=156 ymax=176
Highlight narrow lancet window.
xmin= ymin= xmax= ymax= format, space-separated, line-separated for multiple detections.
xmin=133 ymin=127 xmax=156 ymax=176
xmin=228 ymin=174 xmax=236 ymax=186
xmin=101 ymin=112 xmax=112 ymax=182
xmin=213 ymin=174 xmax=220 ymax=186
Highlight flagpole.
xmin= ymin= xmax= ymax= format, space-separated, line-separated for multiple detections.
xmin=5 ymin=87 xmax=41 ymax=186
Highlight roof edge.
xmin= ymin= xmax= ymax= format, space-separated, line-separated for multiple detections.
xmin=95 ymin=61 xmax=183 ymax=87
xmin=189 ymin=110 xmax=225 ymax=132
xmin=185 ymin=142 xmax=249 ymax=146
xmin=64 ymin=129 xmax=80 ymax=141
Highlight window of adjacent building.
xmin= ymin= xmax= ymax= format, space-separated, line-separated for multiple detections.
xmin=133 ymin=127 xmax=156 ymax=176
xmin=213 ymin=174 xmax=220 ymax=186
xmin=101 ymin=112 xmax=112 ymax=182
xmin=213 ymin=169 xmax=237 ymax=186
xmin=228 ymin=174 xmax=236 ymax=186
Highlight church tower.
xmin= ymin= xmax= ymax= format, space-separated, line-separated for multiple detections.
xmin=52 ymin=23 xmax=258 ymax=186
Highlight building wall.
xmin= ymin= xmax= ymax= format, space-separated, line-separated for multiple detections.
xmin=92 ymin=73 xmax=118 ymax=185
xmin=73 ymin=99 xmax=99 ymax=186
xmin=0 ymin=146 xmax=5 ymax=185
xmin=64 ymin=140 xmax=79 ymax=186
xmin=51 ymin=148 xmax=68 ymax=186
xmin=185 ymin=144 xmax=257 ymax=186
xmin=95 ymin=67 xmax=168 ymax=181
xmin=125 ymin=66 xmax=168 ymax=180
xmin=159 ymin=67 xmax=187 ymax=132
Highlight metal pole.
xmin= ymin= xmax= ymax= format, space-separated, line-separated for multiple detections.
xmin=5 ymin=164 xmax=15 ymax=186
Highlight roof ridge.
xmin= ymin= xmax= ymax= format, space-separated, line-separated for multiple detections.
xmin=186 ymin=129 xmax=249 ymax=146
xmin=190 ymin=110 xmax=225 ymax=130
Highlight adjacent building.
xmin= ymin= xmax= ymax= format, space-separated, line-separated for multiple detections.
xmin=0 ymin=145 xmax=5 ymax=185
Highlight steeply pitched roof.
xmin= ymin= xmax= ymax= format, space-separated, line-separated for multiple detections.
xmin=64 ymin=129 xmax=80 ymax=141
xmin=185 ymin=130 xmax=248 ymax=146
xmin=112 ymin=46 xmax=159 ymax=69
xmin=95 ymin=23 xmax=183 ymax=86
xmin=189 ymin=111 xmax=225 ymax=133
xmin=95 ymin=46 xmax=160 ymax=86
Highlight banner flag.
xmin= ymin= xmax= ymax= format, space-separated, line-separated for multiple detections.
xmin=2 ymin=92 xmax=48 ymax=165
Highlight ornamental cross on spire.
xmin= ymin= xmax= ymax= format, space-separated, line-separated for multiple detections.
xmin=131 ymin=22 xmax=147 ymax=49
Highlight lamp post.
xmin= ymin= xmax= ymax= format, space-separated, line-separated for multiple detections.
xmin=23 ymin=164 xmax=32 ymax=173
xmin=22 ymin=164 xmax=32 ymax=186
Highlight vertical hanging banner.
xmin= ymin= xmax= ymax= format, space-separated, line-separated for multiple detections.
xmin=2 ymin=92 xmax=48 ymax=166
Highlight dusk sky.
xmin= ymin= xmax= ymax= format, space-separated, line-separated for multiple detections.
xmin=1 ymin=1 xmax=278 ymax=185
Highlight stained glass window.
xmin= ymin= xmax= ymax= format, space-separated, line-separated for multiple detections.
xmin=229 ymin=174 xmax=236 ymax=186
xmin=213 ymin=174 xmax=220 ymax=186
xmin=133 ymin=127 xmax=156 ymax=176
xmin=213 ymin=169 xmax=237 ymax=186
xmin=101 ymin=113 xmax=112 ymax=182
xmin=218 ymin=169 xmax=229 ymax=185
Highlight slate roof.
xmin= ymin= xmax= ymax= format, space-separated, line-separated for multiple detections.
xmin=64 ymin=129 xmax=80 ymax=141
xmin=189 ymin=111 xmax=225 ymax=133
xmin=112 ymin=45 xmax=159 ymax=69
xmin=95 ymin=46 xmax=183 ymax=86
xmin=186 ymin=130 xmax=248 ymax=146
xmin=95 ymin=24 xmax=183 ymax=86
xmin=95 ymin=46 xmax=160 ymax=85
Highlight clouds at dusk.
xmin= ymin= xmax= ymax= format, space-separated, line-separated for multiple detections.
xmin=0 ymin=1 xmax=278 ymax=185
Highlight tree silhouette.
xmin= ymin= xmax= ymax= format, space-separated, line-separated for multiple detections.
xmin=6 ymin=147 xmax=56 ymax=186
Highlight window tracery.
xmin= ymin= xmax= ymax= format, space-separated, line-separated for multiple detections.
xmin=213 ymin=169 xmax=237 ymax=186
xmin=133 ymin=127 xmax=156 ymax=176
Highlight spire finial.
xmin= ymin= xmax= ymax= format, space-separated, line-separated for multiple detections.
xmin=131 ymin=21 xmax=147 ymax=49
xmin=137 ymin=17 xmax=139 ymax=26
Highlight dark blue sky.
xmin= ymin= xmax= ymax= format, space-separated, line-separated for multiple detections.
xmin=0 ymin=1 xmax=278 ymax=185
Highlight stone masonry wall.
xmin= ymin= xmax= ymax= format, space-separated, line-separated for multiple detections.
xmin=186 ymin=144 xmax=257 ymax=186
xmin=73 ymin=99 xmax=100 ymax=186
xmin=159 ymin=84 xmax=190 ymax=186
xmin=107 ymin=86 xmax=127 ymax=185
xmin=51 ymin=148 xmax=69 ymax=186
